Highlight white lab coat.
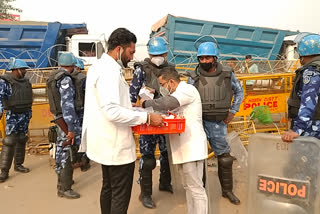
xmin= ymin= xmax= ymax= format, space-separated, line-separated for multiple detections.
xmin=79 ymin=53 xmax=147 ymax=165
xmin=169 ymin=81 xmax=208 ymax=164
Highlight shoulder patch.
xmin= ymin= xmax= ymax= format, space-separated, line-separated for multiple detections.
xmin=303 ymin=69 xmax=316 ymax=85
xmin=303 ymin=74 xmax=311 ymax=84
xmin=60 ymin=76 xmax=72 ymax=89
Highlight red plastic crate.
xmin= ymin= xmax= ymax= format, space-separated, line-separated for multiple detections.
xmin=132 ymin=117 xmax=186 ymax=135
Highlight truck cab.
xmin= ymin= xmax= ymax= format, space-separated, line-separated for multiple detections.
xmin=66 ymin=34 xmax=107 ymax=66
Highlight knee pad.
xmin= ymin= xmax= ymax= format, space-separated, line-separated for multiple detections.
xmin=18 ymin=134 xmax=28 ymax=144
xmin=218 ymin=153 xmax=233 ymax=167
xmin=3 ymin=135 xmax=18 ymax=146
xmin=142 ymin=155 xmax=156 ymax=171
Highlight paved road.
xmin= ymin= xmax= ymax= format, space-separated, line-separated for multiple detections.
xmin=0 ymin=155 xmax=247 ymax=214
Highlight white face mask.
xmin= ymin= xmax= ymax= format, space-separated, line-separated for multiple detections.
xmin=151 ymin=56 xmax=165 ymax=67
xmin=117 ymin=47 xmax=124 ymax=68
xmin=159 ymin=86 xmax=170 ymax=97
xmin=159 ymin=82 xmax=172 ymax=97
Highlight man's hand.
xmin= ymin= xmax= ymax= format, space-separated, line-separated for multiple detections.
xmin=139 ymin=98 xmax=146 ymax=107
xmin=149 ymin=113 xmax=163 ymax=127
xmin=281 ymin=130 xmax=299 ymax=143
xmin=66 ymin=131 xmax=75 ymax=145
xmin=223 ymin=112 xmax=235 ymax=124
xmin=144 ymin=87 xmax=155 ymax=94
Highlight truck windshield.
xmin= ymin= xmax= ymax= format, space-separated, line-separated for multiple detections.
xmin=79 ymin=42 xmax=96 ymax=57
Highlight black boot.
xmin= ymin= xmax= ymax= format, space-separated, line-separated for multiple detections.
xmin=218 ymin=153 xmax=240 ymax=205
xmin=139 ymin=169 xmax=155 ymax=208
xmin=139 ymin=171 xmax=156 ymax=208
xmin=14 ymin=134 xmax=30 ymax=173
xmin=0 ymin=141 xmax=15 ymax=182
xmin=58 ymin=158 xmax=80 ymax=199
xmin=159 ymin=157 xmax=173 ymax=193
xmin=0 ymin=170 xmax=9 ymax=182
xmin=80 ymin=153 xmax=90 ymax=172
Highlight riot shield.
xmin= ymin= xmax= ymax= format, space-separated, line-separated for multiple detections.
xmin=228 ymin=131 xmax=248 ymax=173
xmin=248 ymin=133 xmax=320 ymax=214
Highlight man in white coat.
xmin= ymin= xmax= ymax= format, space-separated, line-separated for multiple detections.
xmin=140 ymin=67 xmax=208 ymax=214
xmin=79 ymin=28 xmax=163 ymax=214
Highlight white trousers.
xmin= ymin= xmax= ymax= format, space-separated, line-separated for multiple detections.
xmin=178 ymin=160 xmax=208 ymax=214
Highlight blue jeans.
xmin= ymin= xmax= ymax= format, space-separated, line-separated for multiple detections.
xmin=203 ymin=120 xmax=230 ymax=156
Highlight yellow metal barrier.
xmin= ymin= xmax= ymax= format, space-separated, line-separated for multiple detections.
xmin=176 ymin=60 xmax=299 ymax=149
xmin=235 ymin=72 xmax=295 ymax=133
xmin=0 ymin=60 xmax=299 ymax=156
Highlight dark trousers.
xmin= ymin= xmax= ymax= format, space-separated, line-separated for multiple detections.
xmin=100 ymin=162 xmax=135 ymax=214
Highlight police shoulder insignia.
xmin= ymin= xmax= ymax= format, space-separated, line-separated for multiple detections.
xmin=303 ymin=75 xmax=311 ymax=84
xmin=60 ymin=78 xmax=70 ymax=89
xmin=303 ymin=70 xmax=314 ymax=85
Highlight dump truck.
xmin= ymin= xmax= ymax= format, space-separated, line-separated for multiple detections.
xmin=0 ymin=20 xmax=107 ymax=70
xmin=151 ymin=14 xmax=299 ymax=65
xmin=150 ymin=14 xmax=305 ymax=137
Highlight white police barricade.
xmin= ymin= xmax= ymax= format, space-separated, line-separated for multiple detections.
xmin=248 ymin=133 xmax=320 ymax=214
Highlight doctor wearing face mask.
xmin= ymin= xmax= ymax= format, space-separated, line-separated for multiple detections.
xmin=129 ymin=37 xmax=175 ymax=209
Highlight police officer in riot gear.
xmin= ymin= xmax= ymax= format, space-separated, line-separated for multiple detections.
xmin=283 ymin=34 xmax=320 ymax=142
xmin=278 ymin=34 xmax=320 ymax=214
xmin=0 ymin=58 xmax=32 ymax=183
xmin=47 ymin=53 xmax=85 ymax=199
xmin=188 ymin=37 xmax=244 ymax=205
xmin=129 ymin=37 xmax=174 ymax=208
xmin=72 ymin=57 xmax=90 ymax=172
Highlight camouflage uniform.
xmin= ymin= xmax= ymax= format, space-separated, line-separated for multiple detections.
xmin=291 ymin=66 xmax=320 ymax=138
xmin=285 ymin=64 xmax=320 ymax=213
xmin=130 ymin=62 xmax=173 ymax=207
xmin=0 ymin=79 xmax=32 ymax=135
xmin=55 ymin=73 xmax=82 ymax=174
xmin=0 ymin=78 xmax=32 ymax=181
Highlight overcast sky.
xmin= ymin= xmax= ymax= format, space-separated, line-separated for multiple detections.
xmin=13 ymin=0 xmax=320 ymax=45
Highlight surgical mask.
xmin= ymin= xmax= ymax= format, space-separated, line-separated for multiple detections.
xmin=200 ymin=62 xmax=213 ymax=71
xmin=151 ymin=56 xmax=165 ymax=67
xmin=160 ymin=86 xmax=170 ymax=97
xmin=159 ymin=82 xmax=172 ymax=97
xmin=117 ymin=47 xmax=125 ymax=68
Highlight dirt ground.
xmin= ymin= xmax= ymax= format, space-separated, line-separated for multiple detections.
xmin=0 ymin=154 xmax=248 ymax=214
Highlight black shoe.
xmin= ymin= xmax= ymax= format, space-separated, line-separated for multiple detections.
xmin=57 ymin=189 xmax=80 ymax=199
xmin=0 ymin=171 xmax=9 ymax=183
xmin=139 ymin=194 xmax=156 ymax=208
xmin=159 ymin=183 xmax=173 ymax=194
xmin=222 ymin=191 xmax=240 ymax=205
xmin=14 ymin=165 xmax=30 ymax=173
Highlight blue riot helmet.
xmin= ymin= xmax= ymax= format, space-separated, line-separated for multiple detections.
xmin=197 ymin=42 xmax=220 ymax=57
xmin=58 ymin=52 xmax=74 ymax=66
xmin=8 ymin=57 xmax=29 ymax=70
xmin=148 ymin=37 xmax=168 ymax=55
xmin=75 ymin=58 xmax=85 ymax=69
xmin=297 ymin=34 xmax=320 ymax=57
xmin=194 ymin=35 xmax=220 ymax=57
